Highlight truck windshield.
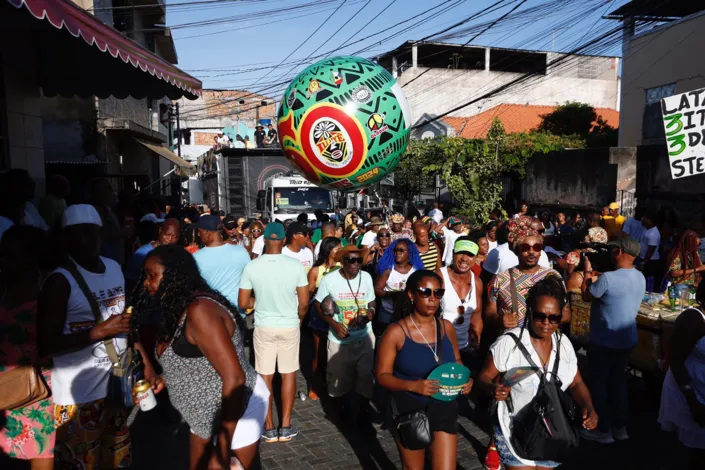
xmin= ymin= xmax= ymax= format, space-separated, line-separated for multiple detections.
xmin=274 ymin=187 xmax=330 ymax=214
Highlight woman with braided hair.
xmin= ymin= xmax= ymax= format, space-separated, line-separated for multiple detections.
xmin=666 ymin=230 xmax=705 ymax=287
xmin=132 ymin=244 xmax=268 ymax=470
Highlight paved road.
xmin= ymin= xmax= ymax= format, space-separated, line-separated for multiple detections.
xmin=2 ymin=350 xmax=692 ymax=470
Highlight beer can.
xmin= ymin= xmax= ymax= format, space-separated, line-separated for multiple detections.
xmin=133 ymin=380 xmax=157 ymax=411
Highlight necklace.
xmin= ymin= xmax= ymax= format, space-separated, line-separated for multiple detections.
xmin=410 ymin=315 xmax=439 ymax=363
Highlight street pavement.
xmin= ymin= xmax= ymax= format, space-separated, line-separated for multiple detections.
xmin=2 ymin=353 xmax=692 ymax=470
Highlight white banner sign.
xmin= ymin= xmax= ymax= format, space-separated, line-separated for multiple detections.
xmin=661 ymin=87 xmax=705 ymax=179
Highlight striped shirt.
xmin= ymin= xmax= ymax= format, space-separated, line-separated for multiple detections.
xmin=418 ymin=242 xmax=439 ymax=271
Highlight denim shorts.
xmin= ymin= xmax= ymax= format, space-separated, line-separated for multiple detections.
xmin=493 ymin=425 xmax=560 ymax=468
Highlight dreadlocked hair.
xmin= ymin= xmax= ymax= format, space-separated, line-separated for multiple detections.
xmin=392 ymin=269 xmax=443 ymax=322
xmin=130 ymin=244 xmax=245 ymax=342
xmin=665 ymin=230 xmax=701 ymax=282
xmin=376 ymin=239 xmax=425 ymax=275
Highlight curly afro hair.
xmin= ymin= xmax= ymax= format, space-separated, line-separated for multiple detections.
xmin=130 ymin=244 xmax=244 ymax=341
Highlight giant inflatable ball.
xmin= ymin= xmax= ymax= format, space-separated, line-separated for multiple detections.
xmin=277 ymin=56 xmax=411 ymax=191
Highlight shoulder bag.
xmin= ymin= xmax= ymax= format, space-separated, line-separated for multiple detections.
xmin=0 ymin=364 xmax=50 ymax=410
xmin=505 ymin=332 xmax=579 ymax=462
xmin=64 ymin=261 xmax=143 ymax=408
xmin=390 ymin=317 xmax=443 ymax=450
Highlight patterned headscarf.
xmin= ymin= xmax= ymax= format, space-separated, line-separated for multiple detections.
xmin=507 ymin=215 xmax=542 ymax=247
xmin=565 ymin=250 xmax=581 ymax=267
xmin=588 ymin=227 xmax=608 ymax=244
xmin=390 ymin=213 xmax=405 ymax=224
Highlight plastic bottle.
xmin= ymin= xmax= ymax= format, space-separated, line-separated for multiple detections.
xmin=668 ymin=284 xmax=677 ymax=312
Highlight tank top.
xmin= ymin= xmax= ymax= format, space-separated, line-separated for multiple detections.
xmin=393 ymin=319 xmax=455 ymax=403
xmin=381 ymin=266 xmax=416 ymax=317
xmin=440 ymin=266 xmax=477 ymax=349
xmin=419 ymin=243 xmax=439 ymax=271
xmin=159 ymin=296 xmax=257 ymax=439
xmin=50 ymin=257 xmax=128 ymax=405
xmin=315 ymin=263 xmax=341 ymax=288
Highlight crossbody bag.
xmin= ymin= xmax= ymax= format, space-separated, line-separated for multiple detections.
xmin=64 ymin=261 xmax=143 ymax=408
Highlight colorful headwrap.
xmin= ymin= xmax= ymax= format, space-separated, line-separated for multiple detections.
xmin=390 ymin=213 xmax=405 ymax=224
xmin=565 ymin=250 xmax=581 ymax=267
xmin=588 ymin=227 xmax=608 ymax=244
xmin=507 ymin=215 xmax=542 ymax=247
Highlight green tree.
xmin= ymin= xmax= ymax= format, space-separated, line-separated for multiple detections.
xmin=423 ymin=138 xmax=504 ymax=223
xmin=538 ymin=101 xmax=617 ymax=147
xmin=393 ymin=139 xmax=439 ymax=201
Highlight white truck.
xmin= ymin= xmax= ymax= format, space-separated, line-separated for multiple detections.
xmin=256 ymin=172 xmax=335 ymax=222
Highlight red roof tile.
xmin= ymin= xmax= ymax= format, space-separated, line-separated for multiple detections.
xmin=441 ymin=104 xmax=619 ymax=139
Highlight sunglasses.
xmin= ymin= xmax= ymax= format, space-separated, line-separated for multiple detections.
xmin=393 ymin=248 xmax=407 ymax=254
xmin=414 ymin=287 xmax=445 ymax=299
xmin=344 ymin=257 xmax=364 ymax=264
xmin=519 ymin=243 xmax=543 ymax=253
xmin=532 ymin=311 xmax=562 ymax=324
xmin=377 ymin=233 xmax=391 ymax=238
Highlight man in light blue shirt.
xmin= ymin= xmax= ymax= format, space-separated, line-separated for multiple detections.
xmin=193 ymin=215 xmax=250 ymax=307
xmin=581 ymin=237 xmax=645 ymax=445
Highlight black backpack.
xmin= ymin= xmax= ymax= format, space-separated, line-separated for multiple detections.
xmin=506 ymin=332 xmax=580 ymax=462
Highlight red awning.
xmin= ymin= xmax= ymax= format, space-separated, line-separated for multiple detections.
xmin=6 ymin=0 xmax=201 ymax=99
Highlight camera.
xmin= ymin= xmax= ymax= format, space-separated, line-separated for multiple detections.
xmin=576 ymin=242 xmax=614 ymax=273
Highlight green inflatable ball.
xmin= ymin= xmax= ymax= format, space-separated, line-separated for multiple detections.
xmin=277 ymin=56 xmax=411 ymax=190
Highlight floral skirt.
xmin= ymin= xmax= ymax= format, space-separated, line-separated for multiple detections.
xmin=0 ymin=368 xmax=55 ymax=460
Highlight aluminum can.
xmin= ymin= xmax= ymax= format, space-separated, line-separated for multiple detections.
xmin=133 ymin=380 xmax=157 ymax=411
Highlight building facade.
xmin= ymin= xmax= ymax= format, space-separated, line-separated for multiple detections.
xmin=374 ymin=41 xmax=620 ymax=125
xmin=1 ymin=0 xmax=200 ymax=202
xmin=613 ymin=6 xmax=705 ymax=147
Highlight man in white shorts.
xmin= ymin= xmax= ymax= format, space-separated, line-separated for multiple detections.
xmin=239 ymin=222 xmax=308 ymax=443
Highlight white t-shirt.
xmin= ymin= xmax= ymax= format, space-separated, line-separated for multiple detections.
xmin=361 ymin=230 xmax=377 ymax=248
xmin=490 ymin=329 xmax=578 ymax=467
xmin=282 ymin=245 xmax=314 ymax=272
xmin=314 ymin=240 xmax=322 ymax=259
xmin=482 ymin=243 xmax=550 ymax=275
xmin=488 ymin=239 xmax=498 ymax=252
xmin=24 ymin=202 xmax=49 ymax=231
xmin=640 ymin=226 xmax=661 ymax=260
xmin=50 ymin=257 xmax=128 ymax=405
xmin=315 ymin=270 xmax=375 ymax=344
xmin=252 ymin=235 xmax=265 ymax=256
xmin=429 ymin=208 xmax=443 ymax=224
xmin=441 ymin=226 xmax=462 ymax=266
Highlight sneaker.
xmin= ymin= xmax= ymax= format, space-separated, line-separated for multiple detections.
xmin=580 ymin=428 xmax=615 ymax=444
xmin=261 ymin=428 xmax=278 ymax=443
xmin=308 ymin=389 xmax=320 ymax=401
xmin=484 ymin=445 xmax=501 ymax=470
xmin=612 ymin=427 xmax=629 ymax=441
xmin=278 ymin=426 xmax=298 ymax=442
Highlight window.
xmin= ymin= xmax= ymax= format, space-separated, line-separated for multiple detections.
xmin=642 ymin=83 xmax=676 ymax=141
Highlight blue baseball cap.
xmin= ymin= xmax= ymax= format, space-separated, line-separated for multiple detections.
xmin=195 ymin=214 xmax=222 ymax=232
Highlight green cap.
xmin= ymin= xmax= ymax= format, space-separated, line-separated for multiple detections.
xmin=454 ymin=240 xmax=479 ymax=256
xmin=264 ymin=223 xmax=286 ymax=240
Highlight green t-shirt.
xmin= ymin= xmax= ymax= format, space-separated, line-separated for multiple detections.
xmin=312 ymin=228 xmax=349 ymax=247
xmin=315 ymin=270 xmax=375 ymax=344
xmin=240 ymin=254 xmax=308 ymax=328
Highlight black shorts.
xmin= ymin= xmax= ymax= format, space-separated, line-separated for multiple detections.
xmin=385 ymin=391 xmax=459 ymax=439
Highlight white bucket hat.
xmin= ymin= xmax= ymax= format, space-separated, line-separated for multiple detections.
xmin=62 ymin=204 xmax=103 ymax=228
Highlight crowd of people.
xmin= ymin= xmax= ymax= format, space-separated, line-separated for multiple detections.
xmin=1 ymin=174 xmax=705 ymax=470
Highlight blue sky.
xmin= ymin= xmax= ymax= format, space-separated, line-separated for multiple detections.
xmin=168 ymin=0 xmax=629 ymax=94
